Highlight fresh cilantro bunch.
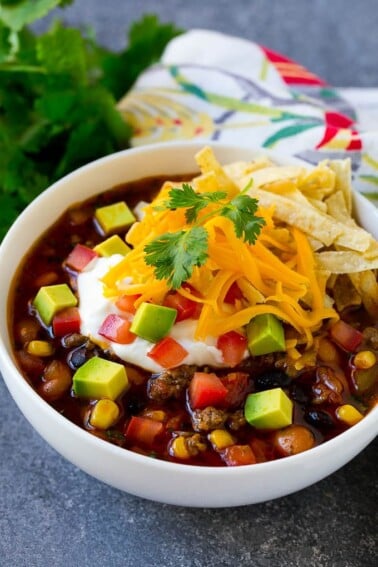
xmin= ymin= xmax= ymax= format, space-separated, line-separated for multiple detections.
xmin=145 ymin=184 xmax=265 ymax=289
xmin=0 ymin=1 xmax=181 ymax=239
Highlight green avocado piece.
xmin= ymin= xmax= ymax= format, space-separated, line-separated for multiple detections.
xmin=72 ymin=357 xmax=128 ymax=400
xmin=130 ymin=302 xmax=177 ymax=342
xmin=247 ymin=313 xmax=285 ymax=356
xmin=95 ymin=201 xmax=136 ymax=235
xmin=94 ymin=235 xmax=131 ymax=257
xmin=244 ymin=387 xmax=293 ymax=429
xmin=33 ymin=284 xmax=77 ymax=325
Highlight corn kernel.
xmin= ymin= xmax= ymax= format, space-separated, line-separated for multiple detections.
xmin=336 ymin=404 xmax=364 ymax=426
xmin=170 ymin=436 xmax=190 ymax=459
xmin=208 ymin=429 xmax=235 ymax=450
xmin=318 ymin=338 xmax=339 ymax=363
xmin=90 ymin=399 xmax=120 ymax=430
xmin=354 ymin=350 xmax=376 ymax=370
xmin=142 ymin=410 xmax=166 ymax=422
xmin=27 ymin=340 xmax=54 ymax=357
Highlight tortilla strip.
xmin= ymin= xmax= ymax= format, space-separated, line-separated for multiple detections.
xmin=243 ymin=166 xmax=306 ymax=188
xmin=316 ymin=251 xmax=378 ymax=273
xmin=327 ymin=159 xmax=352 ymax=214
xmin=325 ymin=191 xmax=356 ymax=227
xmin=245 ymin=188 xmax=371 ymax=252
xmin=349 ymin=271 xmax=378 ymax=318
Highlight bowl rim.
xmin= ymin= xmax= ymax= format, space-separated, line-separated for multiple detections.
xmin=0 ymin=139 xmax=377 ymax=481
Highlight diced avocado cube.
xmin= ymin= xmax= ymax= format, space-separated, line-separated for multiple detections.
xmin=94 ymin=235 xmax=131 ymax=257
xmin=247 ymin=313 xmax=285 ymax=356
xmin=130 ymin=302 xmax=177 ymax=342
xmin=72 ymin=357 xmax=128 ymax=400
xmin=33 ymin=284 xmax=77 ymax=325
xmin=244 ymin=387 xmax=293 ymax=429
xmin=95 ymin=202 xmax=136 ymax=235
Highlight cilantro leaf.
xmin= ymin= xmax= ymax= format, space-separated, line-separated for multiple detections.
xmin=36 ymin=22 xmax=87 ymax=84
xmin=220 ymin=194 xmax=265 ymax=244
xmin=101 ymin=14 xmax=182 ymax=99
xmin=144 ymin=227 xmax=208 ymax=289
xmin=145 ymin=184 xmax=265 ymax=288
xmin=162 ymin=184 xmax=227 ymax=223
xmin=0 ymin=1 xmax=66 ymax=33
xmin=0 ymin=5 xmax=176 ymax=240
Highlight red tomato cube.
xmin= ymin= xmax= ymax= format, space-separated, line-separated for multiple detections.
xmin=52 ymin=307 xmax=81 ymax=337
xmin=65 ymin=244 xmax=98 ymax=272
xmin=189 ymin=372 xmax=228 ymax=410
xmin=124 ymin=416 xmax=164 ymax=446
xmin=221 ymin=445 xmax=256 ymax=466
xmin=115 ymin=294 xmax=141 ymax=314
xmin=147 ymin=337 xmax=188 ymax=369
xmin=163 ymin=292 xmax=197 ymax=322
xmin=217 ymin=331 xmax=247 ymax=367
xmin=329 ymin=320 xmax=363 ymax=352
xmin=98 ymin=314 xmax=136 ymax=344
xmin=224 ymin=282 xmax=243 ymax=304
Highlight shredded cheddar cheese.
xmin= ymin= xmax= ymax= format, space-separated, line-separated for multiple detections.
xmin=101 ymin=147 xmax=344 ymax=350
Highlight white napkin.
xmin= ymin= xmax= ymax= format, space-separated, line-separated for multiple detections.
xmin=119 ymin=30 xmax=378 ymax=203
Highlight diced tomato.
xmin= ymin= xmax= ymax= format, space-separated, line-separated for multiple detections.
xmin=65 ymin=244 xmax=98 ymax=271
xmin=221 ymin=444 xmax=257 ymax=466
xmin=221 ymin=372 xmax=250 ymax=407
xmin=217 ymin=331 xmax=247 ymax=367
xmin=147 ymin=337 xmax=188 ymax=369
xmin=52 ymin=307 xmax=81 ymax=337
xmin=163 ymin=292 xmax=197 ymax=322
xmin=115 ymin=294 xmax=141 ymax=314
xmin=98 ymin=314 xmax=136 ymax=344
xmin=250 ymin=438 xmax=274 ymax=463
xmin=329 ymin=320 xmax=363 ymax=352
xmin=124 ymin=416 xmax=164 ymax=446
xmin=189 ymin=372 xmax=228 ymax=410
xmin=224 ymin=282 xmax=243 ymax=304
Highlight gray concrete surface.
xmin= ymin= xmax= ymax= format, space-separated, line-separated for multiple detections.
xmin=38 ymin=0 xmax=378 ymax=87
xmin=1 ymin=2 xmax=377 ymax=566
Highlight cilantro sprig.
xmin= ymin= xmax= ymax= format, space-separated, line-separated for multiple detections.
xmin=0 ymin=2 xmax=181 ymax=240
xmin=144 ymin=184 xmax=265 ymax=289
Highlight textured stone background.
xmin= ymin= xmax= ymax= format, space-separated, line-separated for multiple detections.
xmin=2 ymin=2 xmax=377 ymax=566
xmin=36 ymin=0 xmax=378 ymax=86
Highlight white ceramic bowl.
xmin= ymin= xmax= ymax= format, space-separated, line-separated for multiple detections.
xmin=0 ymin=141 xmax=377 ymax=507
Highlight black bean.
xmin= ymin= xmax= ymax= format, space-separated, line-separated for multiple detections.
xmin=125 ymin=396 xmax=145 ymax=416
xmin=305 ymin=409 xmax=335 ymax=430
xmin=254 ymin=369 xmax=291 ymax=391
xmin=67 ymin=347 xmax=89 ymax=369
xmin=290 ymin=383 xmax=310 ymax=404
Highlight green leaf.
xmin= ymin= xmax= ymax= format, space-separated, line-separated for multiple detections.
xmin=161 ymin=184 xmax=227 ymax=223
xmin=0 ymin=192 xmax=22 ymax=240
xmin=0 ymin=21 xmax=13 ymax=62
xmin=0 ymin=1 xmax=63 ymax=32
xmin=220 ymin=194 xmax=265 ymax=244
xmin=0 ymin=8 xmax=180 ymax=242
xmin=36 ymin=22 xmax=87 ymax=84
xmin=144 ymin=226 xmax=208 ymax=289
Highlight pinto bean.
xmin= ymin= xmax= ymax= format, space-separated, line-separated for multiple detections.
xmin=16 ymin=319 xmax=40 ymax=345
xmin=39 ymin=360 xmax=72 ymax=401
xmin=273 ymin=425 xmax=315 ymax=457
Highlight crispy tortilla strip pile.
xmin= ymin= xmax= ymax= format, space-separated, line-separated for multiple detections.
xmin=102 ymin=147 xmax=378 ymax=355
xmin=223 ymin=151 xmax=378 ymax=319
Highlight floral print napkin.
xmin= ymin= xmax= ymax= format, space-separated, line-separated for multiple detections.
xmin=118 ymin=30 xmax=378 ymax=204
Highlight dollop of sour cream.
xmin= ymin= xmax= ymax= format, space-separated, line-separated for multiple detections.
xmin=77 ymin=256 xmax=227 ymax=372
